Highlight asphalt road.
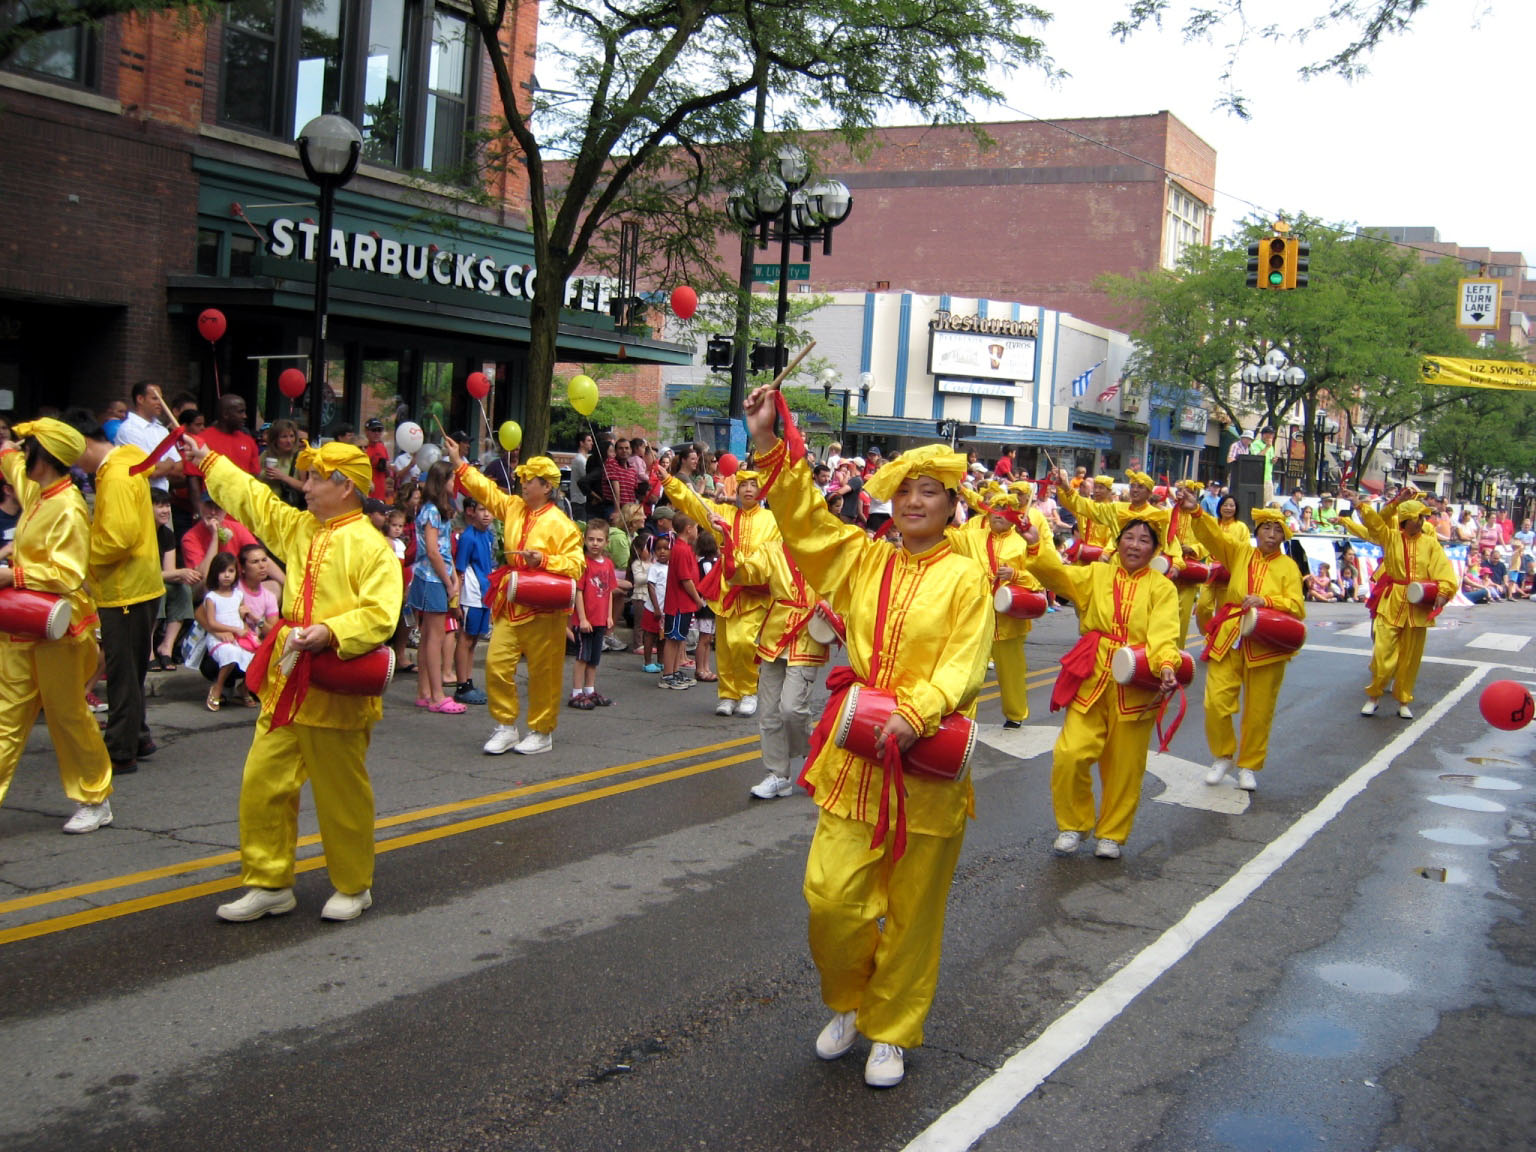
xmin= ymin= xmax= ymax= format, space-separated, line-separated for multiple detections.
xmin=1 ymin=599 xmax=1533 ymax=1151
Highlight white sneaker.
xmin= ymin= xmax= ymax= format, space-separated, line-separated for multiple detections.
xmin=217 ymin=886 xmax=297 ymax=922
xmin=736 ymin=694 xmax=759 ymax=717
xmin=483 ymin=724 xmax=520 ymax=755
xmin=1052 ymin=830 xmax=1082 ymax=856
xmin=513 ymin=730 xmax=553 ymax=755
xmin=1094 ymin=838 xmax=1122 ymax=859
xmin=865 ymin=1042 xmax=905 ymax=1087
xmin=1360 ymin=699 xmax=1378 ymax=717
xmin=815 ymin=1009 xmax=859 ymax=1060
xmin=750 ymin=771 xmax=792 ymax=799
xmin=1397 ymin=704 xmax=1414 ymax=720
xmin=62 ymin=800 xmax=112 ymax=834
xmin=1237 ymin=768 xmax=1258 ymax=791
xmin=1205 ymin=757 xmax=1233 ymax=786
xmin=715 ymin=698 xmax=736 ymax=717
xmin=320 ymin=888 xmax=373 ymax=921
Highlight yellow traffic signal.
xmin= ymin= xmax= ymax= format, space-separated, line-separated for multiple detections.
xmin=1264 ymin=237 xmax=1287 ymax=289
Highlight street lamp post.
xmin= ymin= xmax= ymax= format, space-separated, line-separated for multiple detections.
xmin=1313 ymin=410 xmax=1339 ymax=493
xmin=296 ymin=114 xmax=363 ymax=445
xmin=820 ymin=368 xmax=871 ymax=444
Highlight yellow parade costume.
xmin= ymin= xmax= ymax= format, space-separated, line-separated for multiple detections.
xmin=1359 ymin=501 xmax=1455 ymax=706
xmin=1055 ymin=481 xmax=1180 ymax=569
xmin=664 ymin=474 xmax=779 ymax=707
xmin=457 ymin=460 xmax=584 ymax=737
xmin=1195 ymin=517 xmax=1252 ymax=634
xmin=202 ymin=450 xmax=402 ymax=894
xmin=755 ymin=437 xmax=991 ymax=1049
xmin=1024 ymin=543 xmax=1181 ymax=846
xmin=1169 ymin=489 xmax=1205 ymax=648
xmin=1071 ymin=477 xmax=1118 ymax=552
xmin=1193 ymin=508 xmax=1304 ymax=775
xmin=0 ymin=445 xmax=112 ymax=810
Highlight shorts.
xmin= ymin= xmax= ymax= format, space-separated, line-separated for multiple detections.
xmin=663 ymin=611 xmax=694 ymax=642
xmin=462 ymin=605 xmax=492 ymax=637
xmin=407 ymin=576 xmax=449 ymax=614
xmin=576 ymin=626 xmax=606 ymax=665
xmin=159 ymin=582 xmax=194 ymax=621
xmin=640 ymin=608 xmax=661 ymax=635
xmin=696 ymin=616 xmax=716 ymax=636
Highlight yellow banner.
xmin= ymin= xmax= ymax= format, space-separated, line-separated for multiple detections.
xmin=1420 ymin=356 xmax=1536 ymax=392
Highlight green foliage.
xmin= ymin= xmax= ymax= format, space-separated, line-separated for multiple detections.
xmin=547 ymin=388 xmax=659 ymax=450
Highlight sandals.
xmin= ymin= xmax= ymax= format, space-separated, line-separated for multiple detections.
xmin=695 ymin=673 xmax=717 ymax=682
xmin=205 ymin=692 xmax=221 ymax=712
xmin=152 ymin=654 xmax=179 ymax=672
xmin=428 ymin=698 xmax=466 ymax=714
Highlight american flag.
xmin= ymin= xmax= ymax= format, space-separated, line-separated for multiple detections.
xmin=1071 ymin=361 xmax=1103 ymax=398
xmin=1097 ymin=377 xmax=1121 ymax=403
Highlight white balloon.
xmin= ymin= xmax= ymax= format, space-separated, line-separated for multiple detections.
xmin=415 ymin=443 xmax=443 ymax=469
xmin=396 ymin=421 xmax=424 ymax=453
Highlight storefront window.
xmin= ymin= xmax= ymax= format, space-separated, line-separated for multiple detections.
xmin=360 ymin=354 xmax=403 ymax=426
xmin=2 ymin=2 xmax=97 ymax=87
xmin=361 ymin=0 xmax=407 ymax=165
xmin=419 ymin=357 xmax=455 ymax=433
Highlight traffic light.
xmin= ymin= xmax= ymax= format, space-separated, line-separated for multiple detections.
xmin=1289 ymin=239 xmax=1310 ymax=289
xmin=704 ymin=335 xmax=734 ymax=370
xmin=1263 ymin=237 xmax=1287 ymax=289
xmin=1245 ymin=242 xmax=1262 ymax=289
xmin=749 ymin=342 xmax=787 ymax=374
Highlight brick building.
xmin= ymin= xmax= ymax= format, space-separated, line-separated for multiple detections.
xmin=0 ymin=6 xmax=685 ymax=436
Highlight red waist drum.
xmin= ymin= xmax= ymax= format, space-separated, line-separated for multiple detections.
xmin=1111 ymin=645 xmax=1195 ymax=688
xmin=1152 ymin=555 xmax=1210 ymax=584
xmin=507 ymin=570 xmax=577 ymax=612
xmin=280 ymin=644 xmax=396 ymax=695
xmin=806 ymin=600 xmax=846 ymax=647
xmin=1064 ymin=539 xmax=1104 ymax=565
xmin=0 ymin=587 xmax=71 ymax=640
xmin=1405 ymin=581 xmax=1432 ymax=604
xmin=833 ymin=684 xmax=976 ymax=782
xmin=993 ymin=586 xmax=1047 ymax=620
xmin=1206 ymin=563 xmax=1231 ymax=584
xmin=1240 ymin=606 xmax=1306 ymax=652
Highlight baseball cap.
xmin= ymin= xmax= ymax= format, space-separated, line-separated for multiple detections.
xmin=365 ymin=417 xmax=384 ymax=431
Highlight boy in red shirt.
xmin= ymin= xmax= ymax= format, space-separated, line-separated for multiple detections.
xmin=660 ymin=514 xmax=703 ymax=690
xmin=571 ymin=521 xmax=629 ymax=708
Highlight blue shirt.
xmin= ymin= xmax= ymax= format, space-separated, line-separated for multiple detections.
xmin=413 ymin=504 xmax=453 ymax=584
xmin=1200 ymin=491 xmax=1222 ymax=517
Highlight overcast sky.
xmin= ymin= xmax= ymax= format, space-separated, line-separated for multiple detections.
xmin=972 ymin=0 xmax=1534 ymax=267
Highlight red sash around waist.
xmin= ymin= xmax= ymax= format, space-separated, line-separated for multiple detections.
xmin=1051 ymin=630 xmax=1105 ymax=712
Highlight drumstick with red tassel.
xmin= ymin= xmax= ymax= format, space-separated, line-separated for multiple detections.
xmin=762 ymin=342 xmax=816 ymax=463
xmin=129 ymin=387 xmax=191 ymax=476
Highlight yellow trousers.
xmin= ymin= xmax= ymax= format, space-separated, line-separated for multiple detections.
xmin=1051 ymin=698 xmax=1157 ymax=844
xmin=486 ymin=612 xmax=567 ymax=734
xmin=803 ymin=808 xmax=965 ymax=1049
xmin=1176 ymin=582 xmax=1200 ymax=649
xmin=1203 ymin=656 xmax=1288 ymax=772
xmin=1195 ymin=582 xmax=1224 ymax=636
xmin=1367 ymin=620 xmax=1427 ymax=704
xmin=0 ymin=632 xmax=112 ymax=807
xmin=717 ymin=607 xmax=767 ymax=702
xmin=237 ymin=712 xmax=375 ymax=893
xmin=992 ymin=634 xmax=1030 ymax=723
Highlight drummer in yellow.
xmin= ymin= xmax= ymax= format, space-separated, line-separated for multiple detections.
xmin=1021 ymin=514 xmax=1181 ymax=860
xmin=665 ymin=469 xmax=779 ymax=717
xmin=1177 ymin=490 xmax=1304 ymax=792
xmin=1358 ymin=488 xmax=1455 ymax=719
xmin=448 ymin=440 xmax=584 ymax=755
xmin=0 ymin=419 xmax=115 ymax=833
xmin=745 ymin=386 xmax=991 ymax=1089
xmin=954 ymin=485 xmax=1052 ymax=728
xmin=1166 ymin=479 xmax=1208 ymax=647
xmin=1195 ymin=491 xmax=1250 ymax=635
xmin=1074 ymin=474 xmax=1117 ymax=554
xmin=179 ymin=436 xmax=402 ymax=922
xmin=1054 ymin=468 xmax=1178 ymax=572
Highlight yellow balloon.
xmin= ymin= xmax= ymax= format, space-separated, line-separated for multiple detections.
xmin=498 ymin=420 xmax=522 ymax=452
xmin=567 ymin=374 xmax=599 ymax=417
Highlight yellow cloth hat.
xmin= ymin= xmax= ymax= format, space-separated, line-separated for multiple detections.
xmin=1008 ymin=479 xmax=1035 ymax=498
xmin=984 ymin=491 xmax=1020 ymax=512
xmin=1251 ymin=507 xmax=1293 ymax=539
xmin=13 ymin=418 xmax=85 ymax=467
xmin=864 ymin=444 xmax=969 ymax=502
xmin=1125 ymin=469 xmax=1154 ymax=488
xmin=515 ymin=455 xmax=562 ymax=486
xmin=296 ymin=441 xmax=371 ymax=495
xmin=1093 ymin=475 xmax=1115 ymax=489
xmin=734 ymin=469 xmax=762 ymax=485
xmin=1398 ymin=499 xmax=1429 ymax=520
xmin=1175 ymin=478 xmax=1205 ymax=494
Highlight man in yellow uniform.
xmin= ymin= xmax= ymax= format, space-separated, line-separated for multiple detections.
xmin=69 ymin=411 xmax=163 ymax=774
xmin=1166 ymin=479 xmax=1206 ymax=648
xmin=1359 ymin=489 xmax=1456 ymax=719
xmin=449 ymin=442 xmax=584 ymax=755
xmin=747 ymin=390 xmax=991 ymax=1089
xmin=0 ymin=419 xmax=115 ymax=833
xmin=180 ymin=436 xmax=402 ymax=922
xmin=665 ymin=469 xmax=779 ymax=717
xmin=955 ymin=485 xmax=1051 ymax=728
xmin=1180 ymin=492 xmax=1305 ymax=792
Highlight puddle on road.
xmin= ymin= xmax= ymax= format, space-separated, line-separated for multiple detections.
xmin=1263 ymin=1014 xmax=1361 ymax=1057
xmin=1210 ymin=1111 xmax=1323 ymax=1151
xmin=1426 ymin=793 xmax=1508 ymax=813
xmin=1438 ymin=773 xmax=1521 ymax=791
xmin=1464 ymin=756 xmax=1522 ymax=768
xmin=1419 ymin=826 xmax=1492 ymax=846
xmin=1412 ymin=865 xmax=1469 ymax=883
xmin=1316 ymin=962 xmax=1410 ymax=995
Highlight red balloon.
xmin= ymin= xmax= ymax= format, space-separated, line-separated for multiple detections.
xmin=670 ymin=285 xmax=698 ymax=321
xmin=197 ymin=308 xmax=227 ymax=343
xmin=466 ymin=371 xmax=490 ymax=399
xmin=278 ymin=367 xmax=308 ymax=400
xmin=1479 ymin=680 xmax=1534 ymax=731
xmin=717 ymin=452 xmax=739 ymax=477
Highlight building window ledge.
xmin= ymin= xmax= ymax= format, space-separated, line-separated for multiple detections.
xmin=0 ymin=71 xmax=121 ymax=115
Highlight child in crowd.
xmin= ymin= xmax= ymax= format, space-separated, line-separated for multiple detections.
xmin=237 ymin=544 xmax=280 ymax=647
xmin=152 ymin=489 xmax=198 ymax=670
xmin=571 ymin=520 xmax=629 ymax=708
xmin=453 ymin=498 xmax=495 ymax=705
xmin=384 ymin=507 xmax=414 ymax=674
xmin=1306 ymin=561 xmax=1341 ymax=602
xmin=197 ymin=551 xmax=259 ymax=711
xmin=693 ymin=531 xmax=719 ymax=682
xmin=408 ymin=460 xmax=464 ymax=713
xmin=643 ymin=533 xmax=668 ymax=674
xmin=659 ymin=514 xmax=704 ymax=689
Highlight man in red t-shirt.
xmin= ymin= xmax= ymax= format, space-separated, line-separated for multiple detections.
xmin=196 ymin=395 xmax=261 ymax=476
xmin=660 ymin=514 xmax=703 ymax=688
xmin=363 ymin=418 xmax=392 ymax=500
xmin=181 ymin=497 xmax=260 ymax=584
